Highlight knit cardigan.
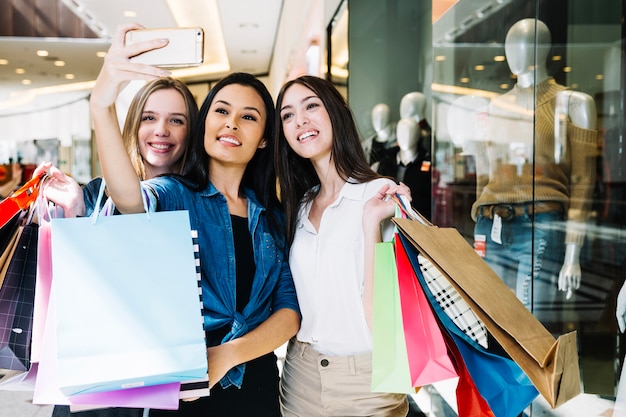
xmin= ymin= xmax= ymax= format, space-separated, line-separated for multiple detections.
xmin=471 ymin=78 xmax=599 ymax=246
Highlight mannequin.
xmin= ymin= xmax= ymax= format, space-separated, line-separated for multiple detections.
xmin=400 ymin=91 xmax=427 ymax=121
xmin=369 ymin=103 xmax=396 ymax=165
xmin=375 ymin=117 xmax=432 ymax=219
xmin=459 ymin=19 xmax=599 ymax=322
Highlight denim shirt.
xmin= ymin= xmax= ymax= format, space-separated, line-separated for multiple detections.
xmin=144 ymin=176 xmax=300 ymax=389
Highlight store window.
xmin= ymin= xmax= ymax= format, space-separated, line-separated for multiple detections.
xmin=432 ymin=0 xmax=626 ymax=415
xmin=344 ymin=0 xmax=626 ymax=414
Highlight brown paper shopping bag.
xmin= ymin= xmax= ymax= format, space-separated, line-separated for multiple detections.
xmin=392 ymin=217 xmax=580 ymax=409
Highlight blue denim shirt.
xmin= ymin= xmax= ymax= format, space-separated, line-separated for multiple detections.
xmin=143 ymin=176 xmax=300 ymax=389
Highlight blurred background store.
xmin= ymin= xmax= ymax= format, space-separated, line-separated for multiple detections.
xmin=0 ymin=0 xmax=625 ymax=416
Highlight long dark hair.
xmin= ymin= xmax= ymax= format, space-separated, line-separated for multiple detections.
xmin=181 ymin=72 xmax=284 ymax=241
xmin=274 ymin=75 xmax=381 ymax=244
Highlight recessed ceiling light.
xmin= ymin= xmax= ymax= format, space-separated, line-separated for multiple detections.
xmin=54 ymin=60 xmax=66 ymax=67
xmin=123 ymin=10 xmax=137 ymax=17
xmin=22 ymin=79 xmax=32 ymax=85
xmin=36 ymin=50 xmax=49 ymax=57
xmin=15 ymin=68 xmax=25 ymax=74
xmin=0 ymin=59 xmax=8 ymax=65
xmin=96 ymin=51 xmax=107 ymax=58
xmin=500 ymin=83 xmax=509 ymax=89
xmin=474 ymin=65 xmax=485 ymax=71
xmin=563 ymin=66 xmax=572 ymax=73
xmin=65 ymin=74 xmax=76 ymax=80
xmin=494 ymin=55 xmax=505 ymax=62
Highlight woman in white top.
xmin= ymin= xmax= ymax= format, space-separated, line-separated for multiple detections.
xmin=274 ymin=75 xmax=411 ymax=416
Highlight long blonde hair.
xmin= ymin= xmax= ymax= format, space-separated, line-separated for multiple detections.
xmin=121 ymin=77 xmax=198 ymax=179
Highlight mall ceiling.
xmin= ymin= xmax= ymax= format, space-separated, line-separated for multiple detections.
xmin=0 ymin=0 xmax=283 ymax=101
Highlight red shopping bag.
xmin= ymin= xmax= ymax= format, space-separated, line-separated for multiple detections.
xmin=443 ymin=329 xmax=495 ymax=417
xmin=394 ymin=235 xmax=457 ymax=386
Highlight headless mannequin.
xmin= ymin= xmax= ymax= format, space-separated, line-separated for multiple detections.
xmin=461 ymin=19 xmax=598 ymax=314
xmin=369 ymin=103 xmax=395 ymax=165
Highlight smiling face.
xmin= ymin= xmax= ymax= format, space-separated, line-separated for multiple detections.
xmin=279 ymin=83 xmax=333 ymax=161
xmin=137 ymin=88 xmax=190 ymax=178
xmin=203 ymin=83 xmax=267 ymax=168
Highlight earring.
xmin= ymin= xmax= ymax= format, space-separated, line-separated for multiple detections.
xmin=259 ymin=140 xmax=267 ymax=149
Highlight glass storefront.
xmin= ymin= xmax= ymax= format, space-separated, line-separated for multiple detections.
xmin=341 ymin=0 xmax=626 ymax=414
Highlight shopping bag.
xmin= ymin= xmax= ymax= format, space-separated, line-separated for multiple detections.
xmin=393 ymin=218 xmax=580 ymax=409
xmin=417 ymin=254 xmax=488 ymax=349
xmin=442 ymin=328 xmax=495 ymax=417
xmin=50 ymin=193 xmax=207 ymax=397
xmin=0 ymin=221 xmax=38 ymax=371
xmin=0 ymin=175 xmax=42 ymax=230
xmin=394 ymin=235 xmax=457 ymax=386
xmin=0 ymin=209 xmax=24 ymax=289
xmin=32 ymin=284 xmax=182 ymax=410
xmin=398 ymin=233 xmax=538 ymax=417
xmin=371 ymin=241 xmax=415 ymax=394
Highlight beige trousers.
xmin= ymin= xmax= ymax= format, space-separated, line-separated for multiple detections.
xmin=279 ymin=338 xmax=408 ymax=417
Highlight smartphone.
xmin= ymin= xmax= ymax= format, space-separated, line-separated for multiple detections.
xmin=124 ymin=27 xmax=204 ymax=68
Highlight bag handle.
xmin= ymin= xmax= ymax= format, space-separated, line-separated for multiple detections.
xmin=390 ymin=193 xmax=431 ymax=226
xmin=90 ymin=178 xmax=150 ymax=224
xmin=7 ymin=174 xmax=44 ymax=211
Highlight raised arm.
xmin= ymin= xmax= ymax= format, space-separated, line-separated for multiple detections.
xmin=90 ymin=23 xmax=171 ymax=213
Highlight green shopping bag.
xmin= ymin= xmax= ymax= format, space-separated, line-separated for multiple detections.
xmin=371 ymin=240 xmax=415 ymax=394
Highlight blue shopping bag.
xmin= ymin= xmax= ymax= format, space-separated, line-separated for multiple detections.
xmin=50 ymin=187 xmax=207 ymax=397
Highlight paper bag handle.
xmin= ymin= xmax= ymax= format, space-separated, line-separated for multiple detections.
xmin=390 ymin=193 xmax=432 ymax=227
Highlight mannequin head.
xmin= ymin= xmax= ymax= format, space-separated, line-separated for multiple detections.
xmin=371 ymin=103 xmax=392 ymax=143
xmin=505 ymin=18 xmax=551 ymax=87
xmin=396 ymin=117 xmax=419 ymax=164
xmin=400 ymin=92 xmax=427 ymax=122
xmin=371 ymin=103 xmax=391 ymax=131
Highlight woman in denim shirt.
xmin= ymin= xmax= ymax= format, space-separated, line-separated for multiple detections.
xmin=88 ymin=23 xmax=300 ymax=417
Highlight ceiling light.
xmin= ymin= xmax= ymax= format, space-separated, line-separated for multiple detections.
xmin=552 ymin=55 xmax=562 ymax=61
xmin=65 ymin=74 xmax=76 ymax=80
xmin=460 ymin=77 xmax=470 ymax=83
xmin=54 ymin=60 xmax=66 ymax=67
xmin=96 ymin=51 xmax=107 ymax=58
xmin=500 ymin=83 xmax=509 ymax=89
xmin=15 ymin=68 xmax=26 ymax=74
xmin=0 ymin=59 xmax=8 ymax=65
xmin=36 ymin=50 xmax=49 ymax=57
xmin=494 ymin=55 xmax=505 ymax=62
xmin=435 ymin=55 xmax=446 ymax=62
xmin=474 ymin=65 xmax=485 ymax=71
xmin=123 ymin=10 xmax=137 ymax=17
xmin=22 ymin=79 xmax=32 ymax=85
xmin=563 ymin=67 xmax=572 ymax=73
xmin=596 ymin=74 xmax=604 ymax=80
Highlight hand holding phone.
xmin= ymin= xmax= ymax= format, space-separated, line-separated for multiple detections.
xmin=124 ymin=27 xmax=204 ymax=68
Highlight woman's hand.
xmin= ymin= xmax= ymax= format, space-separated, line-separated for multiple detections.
xmin=34 ymin=162 xmax=85 ymax=218
xmin=90 ymin=23 xmax=171 ymax=110
xmin=206 ymin=343 xmax=237 ymax=390
xmin=363 ymin=181 xmax=412 ymax=229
